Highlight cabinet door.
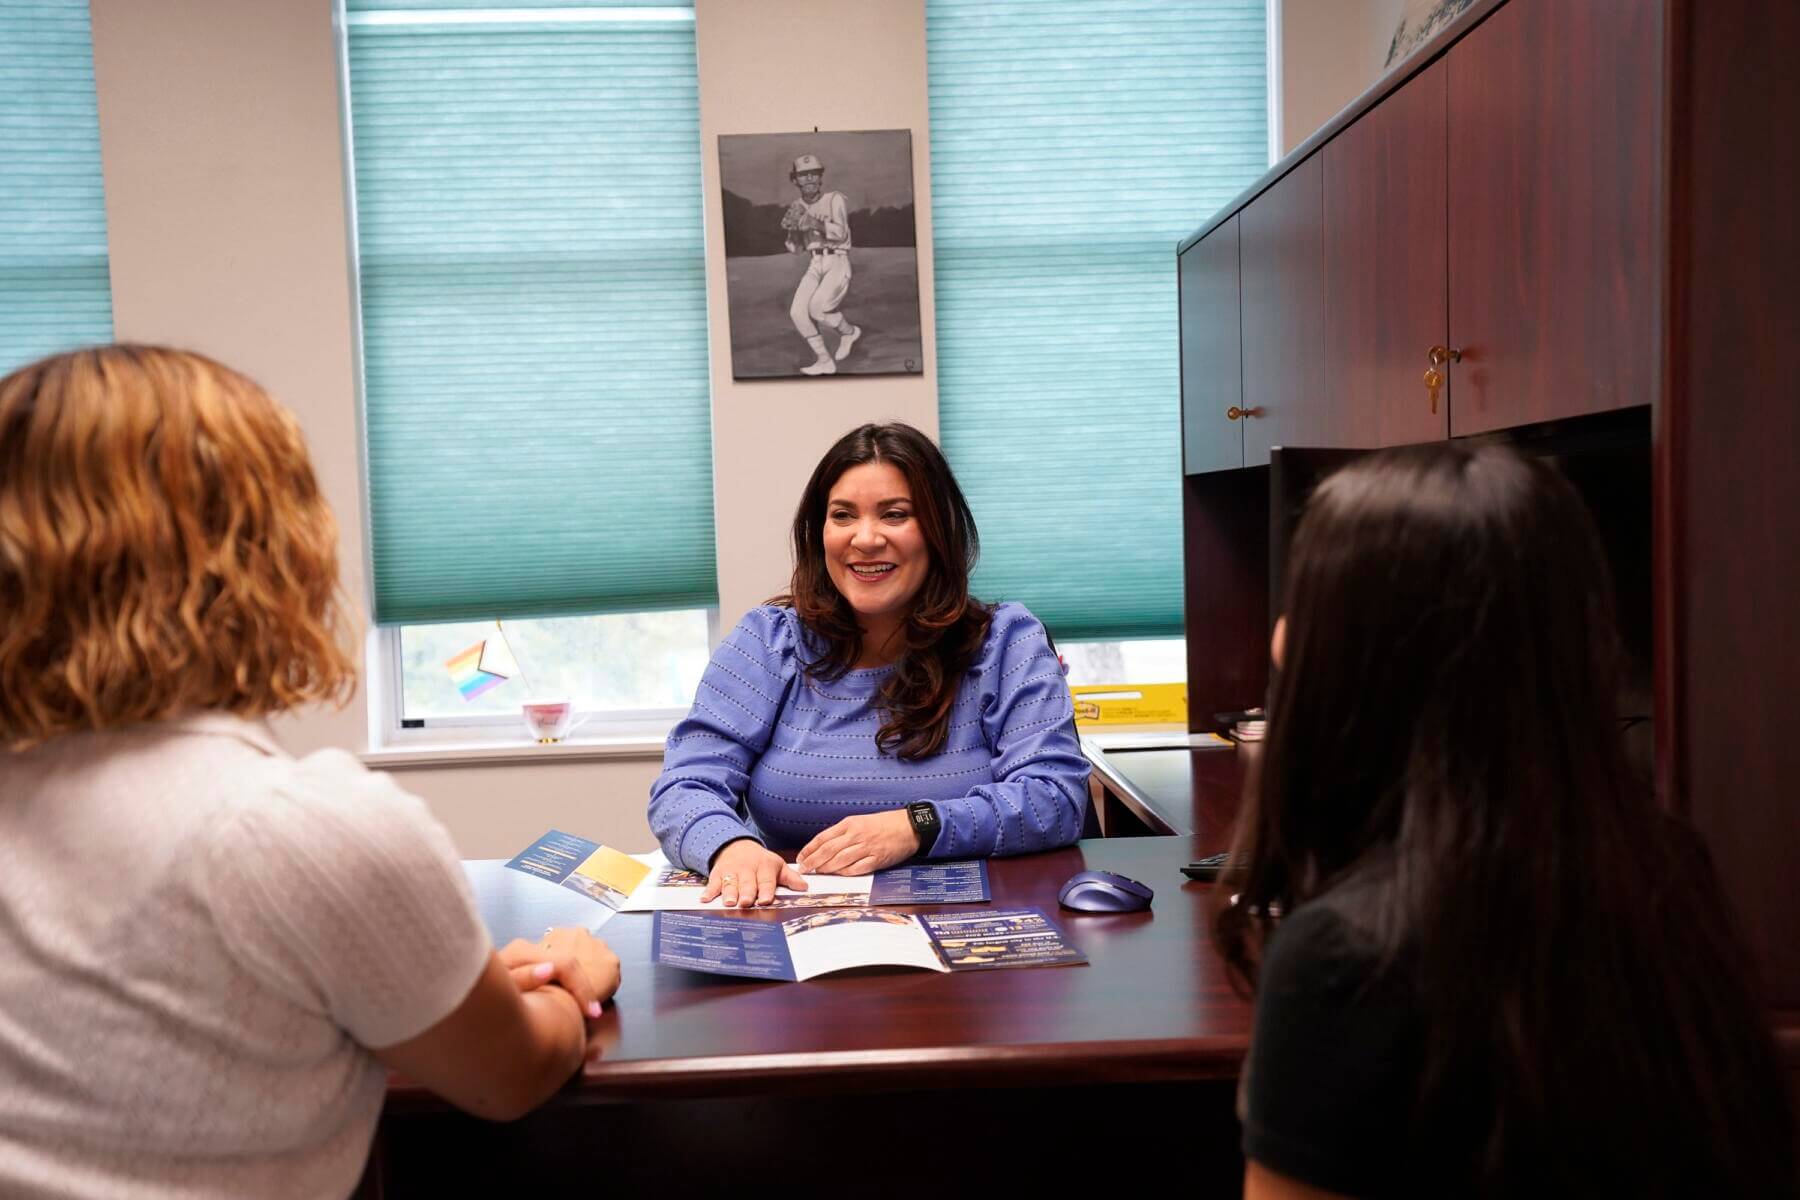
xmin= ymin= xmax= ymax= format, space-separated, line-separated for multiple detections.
xmin=1179 ymin=217 xmax=1244 ymax=474
xmin=1241 ymin=154 xmax=1332 ymax=467
xmin=1446 ymin=0 xmax=1661 ymax=435
xmin=1324 ymin=58 xmax=1449 ymax=447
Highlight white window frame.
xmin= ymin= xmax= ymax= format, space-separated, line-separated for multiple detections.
xmin=336 ymin=1 xmax=713 ymax=762
xmin=363 ymin=609 xmax=720 ymax=760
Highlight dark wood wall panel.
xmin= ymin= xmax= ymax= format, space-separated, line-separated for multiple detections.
xmin=1446 ymin=0 xmax=1661 ymax=435
xmin=1179 ymin=217 xmax=1245 ymax=475
xmin=1323 ymin=57 xmax=1449 ymax=447
xmin=1663 ymin=0 xmax=1800 ymax=1009
xmin=1240 ymin=154 xmax=1332 ymax=465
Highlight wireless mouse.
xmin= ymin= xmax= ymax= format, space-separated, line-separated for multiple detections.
xmin=1057 ymin=869 xmax=1154 ymax=913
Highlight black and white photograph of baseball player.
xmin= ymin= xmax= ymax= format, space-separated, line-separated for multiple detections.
xmin=719 ymin=129 xmax=924 ymax=380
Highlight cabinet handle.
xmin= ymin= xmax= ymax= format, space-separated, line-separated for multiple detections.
xmin=1428 ymin=345 xmax=1462 ymax=367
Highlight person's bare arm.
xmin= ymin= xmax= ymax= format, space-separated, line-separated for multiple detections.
xmin=1244 ymin=1161 xmax=1354 ymax=1200
xmin=373 ymin=931 xmax=619 ymax=1122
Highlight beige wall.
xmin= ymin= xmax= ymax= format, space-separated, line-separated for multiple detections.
xmin=1278 ymin=0 xmax=1404 ymax=155
xmin=85 ymin=0 xmax=936 ymax=857
xmin=696 ymin=0 xmax=938 ymax=625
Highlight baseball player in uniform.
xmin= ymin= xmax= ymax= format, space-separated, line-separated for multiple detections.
xmin=780 ymin=153 xmax=861 ymax=375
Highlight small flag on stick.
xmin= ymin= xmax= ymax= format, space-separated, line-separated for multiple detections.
xmin=446 ymin=636 xmax=518 ymax=701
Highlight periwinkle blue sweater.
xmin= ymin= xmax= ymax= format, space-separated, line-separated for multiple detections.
xmin=649 ymin=603 xmax=1090 ymax=873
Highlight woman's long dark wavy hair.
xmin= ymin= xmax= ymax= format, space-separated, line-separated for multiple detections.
xmin=773 ymin=423 xmax=991 ymax=760
xmin=1214 ymin=442 xmax=1794 ymax=1196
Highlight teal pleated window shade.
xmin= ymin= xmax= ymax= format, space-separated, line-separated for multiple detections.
xmin=345 ymin=1 xmax=713 ymax=625
xmin=0 ymin=0 xmax=113 ymax=374
xmin=926 ymin=0 xmax=1267 ymax=640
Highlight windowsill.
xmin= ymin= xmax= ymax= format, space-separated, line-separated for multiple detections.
xmin=361 ymin=732 xmax=669 ymax=769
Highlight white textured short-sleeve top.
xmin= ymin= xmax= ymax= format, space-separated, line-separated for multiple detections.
xmin=0 ymin=714 xmax=491 ymax=1199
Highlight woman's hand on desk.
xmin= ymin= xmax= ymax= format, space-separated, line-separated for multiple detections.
xmin=499 ymin=929 xmax=621 ymax=1022
xmin=797 ymin=810 xmax=918 ymax=876
xmin=703 ymin=838 xmax=808 ymax=907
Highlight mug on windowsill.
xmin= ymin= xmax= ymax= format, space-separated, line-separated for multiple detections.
xmin=521 ymin=699 xmax=583 ymax=744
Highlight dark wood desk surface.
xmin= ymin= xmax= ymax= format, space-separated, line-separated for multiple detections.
xmin=1083 ymin=740 xmax=1249 ymax=840
xmin=390 ymin=835 xmax=1251 ymax=1112
xmin=368 ymin=838 xmax=1254 ymax=1195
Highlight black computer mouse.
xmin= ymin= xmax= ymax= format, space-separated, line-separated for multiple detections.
xmin=1057 ymin=869 xmax=1154 ymax=913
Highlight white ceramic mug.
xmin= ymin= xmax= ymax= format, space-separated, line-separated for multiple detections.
xmin=521 ymin=699 xmax=579 ymax=743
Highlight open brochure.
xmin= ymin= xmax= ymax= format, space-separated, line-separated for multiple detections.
xmin=504 ymin=829 xmax=990 ymax=912
xmin=652 ymin=907 xmax=1088 ymax=981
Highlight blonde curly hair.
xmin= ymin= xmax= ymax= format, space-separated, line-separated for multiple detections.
xmin=0 ymin=345 xmax=355 ymax=750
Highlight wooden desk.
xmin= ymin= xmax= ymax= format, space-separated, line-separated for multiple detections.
xmin=367 ymin=837 xmax=1253 ymax=1195
xmin=1083 ymin=738 xmax=1248 ymax=841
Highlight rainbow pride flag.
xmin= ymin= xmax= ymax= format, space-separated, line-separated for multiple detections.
xmin=446 ymin=639 xmax=514 ymax=701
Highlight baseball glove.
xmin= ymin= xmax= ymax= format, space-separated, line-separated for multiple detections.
xmin=780 ymin=199 xmax=810 ymax=231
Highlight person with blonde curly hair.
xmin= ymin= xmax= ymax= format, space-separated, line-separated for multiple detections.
xmin=0 ymin=345 xmax=619 ymax=1198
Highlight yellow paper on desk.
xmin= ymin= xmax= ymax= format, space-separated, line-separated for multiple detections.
xmin=1069 ymin=683 xmax=1187 ymax=726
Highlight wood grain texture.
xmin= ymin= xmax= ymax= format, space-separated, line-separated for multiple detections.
xmin=390 ymin=837 xmax=1254 ymax=1112
xmin=1446 ymin=0 xmax=1662 ymax=435
xmin=1323 ymin=57 xmax=1449 ymax=447
xmin=1179 ymin=216 xmax=1245 ymax=474
xmin=1241 ymin=153 xmax=1334 ymax=465
xmin=1662 ymin=0 xmax=1800 ymax=1008
xmin=1180 ymin=0 xmax=1509 ymax=252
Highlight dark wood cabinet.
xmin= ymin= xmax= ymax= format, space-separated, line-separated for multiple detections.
xmin=1174 ymin=0 xmax=1800 ymax=1012
xmin=1179 ymin=215 xmax=1244 ymax=474
xmin=1239 ymin=153 xmax=1330 ymax=466
xmin=1662 ymin=0 xmax=1800 ymax=1010
xmin=1445 ymin=0 xmax=1661 ymax=434
xmin=1323 ymin=57 xmax=1449 ymax=447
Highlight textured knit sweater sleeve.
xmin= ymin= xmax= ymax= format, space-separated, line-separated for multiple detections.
xmin=929 ymin=603 xmax=1090 ymax=858
xmin=649 ymin=606 xmax=798 ymax=872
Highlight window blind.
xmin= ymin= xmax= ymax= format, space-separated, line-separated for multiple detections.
xmin=345 ymin=1 xmax=714 ymax=624
xmin=0 ymin=0 xmax=113 ymax=373
xmin=926 ymin=0 xmax=1267 ymax=640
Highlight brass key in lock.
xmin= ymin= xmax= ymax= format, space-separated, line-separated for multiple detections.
xmin=1424 ymin=366 xmax=1443 ymax=414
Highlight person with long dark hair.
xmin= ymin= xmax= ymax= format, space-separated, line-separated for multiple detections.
xmin=1217 ymin=443 xmax=1795 ymax=1198
xmin=648 ymin=422 xmax=1088 ymax=906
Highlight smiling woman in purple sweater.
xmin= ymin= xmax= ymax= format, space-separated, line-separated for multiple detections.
xmin=648 ymin=423 xmax=1090 ymax=907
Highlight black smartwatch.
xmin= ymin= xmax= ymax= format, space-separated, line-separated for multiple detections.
xmin=906 ymin=801 xmax=941 ymax=855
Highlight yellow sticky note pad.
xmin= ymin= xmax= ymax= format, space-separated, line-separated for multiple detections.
xmin=1069 ymin=683 xmax=1188 ymax=726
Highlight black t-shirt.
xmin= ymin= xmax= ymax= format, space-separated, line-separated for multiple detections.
xmin=1241 ymin=896 xmax=1438 ymax=1198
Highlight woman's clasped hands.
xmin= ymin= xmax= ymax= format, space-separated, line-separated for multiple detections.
xmin=499 ymin=927 xmax=620 ymax=1027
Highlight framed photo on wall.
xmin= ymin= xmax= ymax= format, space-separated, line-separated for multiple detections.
xmin=718 ymin=129 xmax=924 ymax=380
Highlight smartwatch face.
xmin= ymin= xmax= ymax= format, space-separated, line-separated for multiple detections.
xmin=910 ymin=802 xmax=938 ymax=838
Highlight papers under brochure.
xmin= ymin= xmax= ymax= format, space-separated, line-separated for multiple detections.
xmin=505 ymin=829 xmax=990 ymax=911
xmin=652 ymin=907 xmax=1088 ymax=982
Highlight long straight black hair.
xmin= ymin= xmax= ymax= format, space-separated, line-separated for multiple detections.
xmin=773 ymin=422 xmax=991 ymax=760
xmin=1215 ymin=442 xmax=1794 ymax=1196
